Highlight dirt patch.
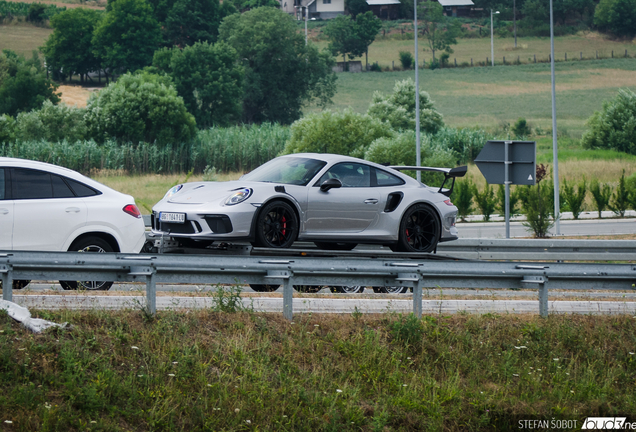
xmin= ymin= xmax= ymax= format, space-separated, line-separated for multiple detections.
xmin=5 ymin=0 xmax=105 ymax=9
xmin=57 ymin=85 xmax=99 ymax=108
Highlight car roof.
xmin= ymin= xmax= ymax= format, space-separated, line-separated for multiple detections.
xmin=0 ymin=157 xmax=110 ymax=193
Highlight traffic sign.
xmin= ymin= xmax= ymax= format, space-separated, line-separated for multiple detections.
xmin=474 ymin=140 xmax=536 ymax=186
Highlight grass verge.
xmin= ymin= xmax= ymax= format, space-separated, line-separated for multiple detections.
xmin=1 ymin=310 xmax=635 ymax=430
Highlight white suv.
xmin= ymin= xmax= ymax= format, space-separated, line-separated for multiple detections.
xmin=0 ymin=157 xmax=146 ymax=290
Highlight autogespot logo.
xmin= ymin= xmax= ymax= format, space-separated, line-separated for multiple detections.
xmin=582 ymin=418 xmax=631 ymax=430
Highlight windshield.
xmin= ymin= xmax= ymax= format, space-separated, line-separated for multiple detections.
xmin=242 ymin=157 xmax=327 ymax=186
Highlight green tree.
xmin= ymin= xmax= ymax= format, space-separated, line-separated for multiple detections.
xmin=42 ymin=8 xmax=102 ymax=83
xmin=282 ymin=109 xmax=392 ymax=157
xmin=152 ymin=41 xmax=243 ymax=127
xmin=164 ymin=0 xmax=233 ymax=47
xmin=0 ymin=114 xmax=16 ymax=143
xmin=84 ymin=71 xmax=196 ymax=145
xmin=519 ymin=164 xmax=554 ymax=238
xmin=590 ymin=178 xmax=612 ymax=218
xmin=92 ymin=0 xmax=162 ymax=74
xmin=562 ymin=178 xmax=587 ymax=219
xmin=581 ymin=89 xmax=636 ymax=155
xmin=15 ymin=100 xmax=88 ymax=142
xmin=418 ymin=1 xmax=461 ymax=63
xmin=367 ymin=78 xmax=444 ymax=134
xmin=0 ymin=50 xmax=60 ymax=117
xmin=496 ymin=184 xmax=521 ymax=217
xmin=324 ymin=15 xmax=362 ymax=67
xmin=346 ymin=0 xmax=369 ymax=17
xmin=594 ymin=0 xmax=636 ymax=37
xmin=228 ymin=0 xmax=278 ymax=12
xmin=354 ymin=11 xmax=382 ymax=70
xmin=219 ymin=7 xmax=336 ymax=124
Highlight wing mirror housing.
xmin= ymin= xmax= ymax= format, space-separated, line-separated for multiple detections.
xmin=320 ymin=178 xmax=342 ymax=192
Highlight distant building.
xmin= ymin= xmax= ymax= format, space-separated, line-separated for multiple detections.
xmin=438 ymin=0 xmax=474 ymax=17
xmin=281 ymin=0 xmax=345 ymax=19
xmin=366 ymin=0 xmax=401 ymax=20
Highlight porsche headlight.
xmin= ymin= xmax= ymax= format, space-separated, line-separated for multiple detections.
xmin=225 ymin=188 xmax=252 ymax=205
xmin=164 ymin=184 xmax=183 ymax=199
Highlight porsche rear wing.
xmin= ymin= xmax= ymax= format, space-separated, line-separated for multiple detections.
xmin=389 ymin=165 xmax=468 ymax=197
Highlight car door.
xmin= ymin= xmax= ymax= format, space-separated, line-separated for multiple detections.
xmin=0 ymin=168 xmax=13 ymax=250
xmin=305 ymin=162 xmax=380 ymax=233
xmin=11 ymin=168 xmax=87 ymax=251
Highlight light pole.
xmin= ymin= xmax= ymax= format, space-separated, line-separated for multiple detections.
xmin=415 ymin=0 xmax=421 ymax=181
xmin=490 ymin=9 xmax=499 ymax=66
xmin=549 ymin=0 xmax=560 ymax=235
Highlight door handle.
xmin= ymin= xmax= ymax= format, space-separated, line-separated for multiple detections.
xmin=0 ymin=208 xmax=8 ymax=215
xmin=364 ymin=199 xmax=378 ymax=204
xmin=65 ymin=207 xmax=81 ymax=213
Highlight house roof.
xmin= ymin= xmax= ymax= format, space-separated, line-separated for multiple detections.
xmin=437 ymin=0 xmax=474 ymax=6
xmin=366 ymin=0 xmax=401 ymax=5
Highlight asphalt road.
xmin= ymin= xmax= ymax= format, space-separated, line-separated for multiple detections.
xmin=457 ymin=218 xmax=635 ymax=238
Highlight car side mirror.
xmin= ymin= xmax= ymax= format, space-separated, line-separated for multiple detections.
xmin=320 ymin=178 xmax=342 ymax=192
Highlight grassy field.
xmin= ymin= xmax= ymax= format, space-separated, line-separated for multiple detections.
xmin=315 ymin=58 xmax=636 ymax=137
xmin=0 ymin=23 xmax=52 ymax=57
xmin=316 ymin=32 xmax=636 ymax=69
xmin=1 ymin=308 xmax=635 ymax=430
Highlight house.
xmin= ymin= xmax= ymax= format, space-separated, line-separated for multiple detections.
xmin=366 ymin=0 xmax=401 ymax=20
xmin=438 ymin=0 xmax=474 ymax=17
xmin=280 ymin=0 xmax=345 ymax=19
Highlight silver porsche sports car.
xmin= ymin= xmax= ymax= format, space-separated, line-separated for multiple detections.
xmin=151 ymin=153 xmax=466 ymax=253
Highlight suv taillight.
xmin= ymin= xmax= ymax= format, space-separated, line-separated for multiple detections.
xmin=123 ymin=204 xmax=141 ymax=218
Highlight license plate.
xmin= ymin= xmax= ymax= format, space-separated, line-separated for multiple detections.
xmin=159 ymin=212 xmax=185 ymax=223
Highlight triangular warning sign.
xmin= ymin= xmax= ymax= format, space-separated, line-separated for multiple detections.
xmin=528 ymin=174 xmax=533 ymax=180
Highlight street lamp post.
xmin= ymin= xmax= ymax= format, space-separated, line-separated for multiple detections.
xmin=415 ymin=0 xmax=421 ymax=181
xmin=490 ymin=9 xmax=499 ymax=66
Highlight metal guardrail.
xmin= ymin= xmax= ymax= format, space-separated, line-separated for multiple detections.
xmin=437 ymin=239 xmax=636 ymax=261
xmin=2 ymin=250 xmax=635 ymax=319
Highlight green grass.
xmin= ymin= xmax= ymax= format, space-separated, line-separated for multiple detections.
xmin=0 ymin=22 xmax=51 ymax=57
xmin=313 ymin=58 xmax=636 ymax=137
xmin=1 ymin=309 xmax=635 ymax=430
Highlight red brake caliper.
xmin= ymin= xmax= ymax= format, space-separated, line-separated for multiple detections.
xmin=281 ymin=215 xmax=287 ymax=237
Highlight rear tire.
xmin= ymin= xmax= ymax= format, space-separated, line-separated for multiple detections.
xmin=314 ymin=242 xmax=357 ymax=251
xmin=391 ymin=204 xmax=440 ymax=253
xmin=329 ymin=285 xmax=365 ymax=294
xmin=294 ymin=285 xmax=322 ymax=293
xmin=60 ymin=236 xmax=114 ymax=291
xmin=0 ymin=280 xmax=30 ymax=290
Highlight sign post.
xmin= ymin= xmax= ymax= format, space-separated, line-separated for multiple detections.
xmin=474 ymin=140 xmax=536 ymax=238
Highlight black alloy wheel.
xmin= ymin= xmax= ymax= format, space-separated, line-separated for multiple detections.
xmin=294 ymin=285 xmax=322 ymax=293
xmin=392 ymin=204 xmax=440 ymax=253
xmin=59 ymin=236 xmax=114 ymax=291
xmin=254 ymin=201 xmax=298 ymax=248
xmin=314 ymin=242 xmax=357 ymax=251
xmin=249 ymin=284 xmax=280 ymax=293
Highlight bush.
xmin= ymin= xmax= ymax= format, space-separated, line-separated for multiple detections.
xmin=609 ymin=169 xmax=630 ymax=217
xmin=282 ymin=109 xmax=392 ymax=158
xmin=84 ymin=72 xmax=196 ymax=146
xmin=512 ymin=117 xmax=531 ymax=138
xmin=367 ymin=78 xmax=444 ymax=134
xmin=590 ymin=178 xmax=612 ymax=218
xmin=0 ymin=114 xmax=16 ymax=143
xmin=453 ymin=178 xmax=474 ymax=221
xmin=562 ymin=178 xmax=587 ymax=219
xmin=398 ymin=51 xmax=413 ymax=69
xmin=15 ymin=100 xmax=88 ymax=142
xmin=581 ymin=89 xmax=636 ymax=155
xmin=496 ymin=184 xmax=521 ymax=217
xmin=519 ymin=164 xmax=553 ymax=238
xmin=369 ymin=62 xmax=381 ymax=72
xmin=473 ymin=183 xmax=497 ymax=221
xmin=26 ymin=2 xmax=46 ymax=23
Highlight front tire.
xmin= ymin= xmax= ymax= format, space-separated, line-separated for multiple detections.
xmin=329 ymin=285 xmax=365 ymax=294
xmin=294 ymin=285 xmax=322 ymax=293
xmin=372 ymin=286 xmax=409 ymax=294
xmin=60 ymin=236 xmax=114 ymax=291
xmin=254 ymin=201 xmax=298 ymax=248
xmin=391 ymin=204 xmax=440 ymax=253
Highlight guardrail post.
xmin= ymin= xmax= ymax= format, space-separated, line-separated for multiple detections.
xmin=539 ymin=283 xmax=548 ymax=318
xmin=146 ymin=270 xmax=157 ymax=316
xmin=1 ymin=263 xmax=13 ymax=302
xmin=283 ymin=274 xmax=293 ymax=321
xmin=413 ymin=277 xmax=423 ymax=318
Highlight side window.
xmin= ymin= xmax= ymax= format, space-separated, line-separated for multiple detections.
xmin=12 ymin=168 xmax=53 ymax=200
xmin=317 ymin=163 xmax=371 ymax=188
xmin=65 ymin=178 xmax=99 ymax=197
xmin=0 ymin=169 xmax=4 ymax=200
xmin=375 ymin=168 xmax=405 ymax=187
xmin=52 ymin=175 xmax=75 ymax=198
